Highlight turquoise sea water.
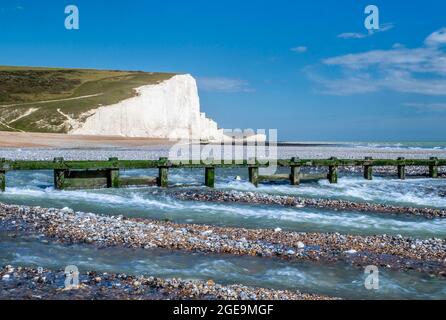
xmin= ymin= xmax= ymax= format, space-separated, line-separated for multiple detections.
xmin=305 ymin=141 xmax=446 ymax=150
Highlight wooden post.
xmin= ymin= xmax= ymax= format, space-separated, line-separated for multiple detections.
xmin=249 ymin=166 xmax=259 ymax=187
xmin=397 ymin=157 xmax=406 ymax=180
xmin=328 ymin=157 xmax=338 ymax=184
xmin=0 ymin=170 xmax=5 ymax=192
xmin=205 ymin=167 xmax=215 ymax=188
xmin=290 ymin=157 xmax=301 ymax=185
xmin=0 ymin=158 xmax=5 ymax=192
xmin=108 ymin=169 xmax=120 ymax=188
xmin=54 ymin=169 xmax=66 ymax=190
xmin=429 ymin=157 xmax=439 ymax=178
xmin=364 ymin=157 xmax=373 ymax=180
xmin=108 ymin=158 xmax=120 ymax=188
xmin=157 ymin=157 xmax=169 ymax=188
xmin=53 ymin=157 xmax=65 ymax=190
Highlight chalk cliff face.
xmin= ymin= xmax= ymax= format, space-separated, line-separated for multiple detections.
xmin=69 ymin=74 xmax=225 ymax=141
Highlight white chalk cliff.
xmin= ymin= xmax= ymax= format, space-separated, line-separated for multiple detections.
xmin=69 ymin=74 xmax=226 ymax=141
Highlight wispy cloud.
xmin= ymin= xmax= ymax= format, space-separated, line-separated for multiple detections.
xmin=405 ymin=102 xmax=446 ymax=112
xmin=291 ymin=46 xmax=308 ymax=53
xmin=337 ymin=32 xmax=369 ymax=39
xmin=337 ymin=23 xmax=394 ymax=39
xmin=306 ymin=70 xmax=379 ymax=95
xmin=197 ymin=77 xmax=254 ymax=93
xmin=309 ymin=27 xmax=446 ymax=96
xmin=0 ymin=5 xmax=25 ymax=13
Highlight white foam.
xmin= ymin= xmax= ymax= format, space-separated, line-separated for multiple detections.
xmin=218 ymin=176 xmax=446 ymax=208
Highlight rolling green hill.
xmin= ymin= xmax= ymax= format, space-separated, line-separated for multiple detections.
xmin=0 ymin=66 xmax=176 ymax=133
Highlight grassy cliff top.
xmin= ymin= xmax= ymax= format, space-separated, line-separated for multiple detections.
xmin=0 ymin=66 xmax=177 ymax=133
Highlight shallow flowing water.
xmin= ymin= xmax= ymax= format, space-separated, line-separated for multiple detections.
xmin=0 ymin=170 xmax=446 ymax=238
xmin=1 ymin=232 xmax=445 ymax=300
xmin=1 ymin=170 xmax=446 ymax=239
xmin=1 ymin=165 xmax=446 ymax=299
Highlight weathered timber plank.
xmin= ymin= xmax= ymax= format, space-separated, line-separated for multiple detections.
xmin=0 ymin=170 xmax=5 ymax=192
xmin=290 ymin=157 xmax=301 ymax=185
xmin=158 ymin=158 xmax=169 ymax=188
xmin=1 ymin=158 xmax=445 ymax=171
xmin=397 ymin=157 xmax=406 ymax=180
xmin=205 ymin=167 xmax=216 ymax=188
xmin=248 ymin=166 xmax=259 ymax=187
xmin=63 ymin=178 xmax=108 ymax=190
xmin=119 ymin=176 xmax=157 ymax=187
xmin=328 ymin=157 xmax=338 ymax=184
xmin=53 ymin=170 xmax=66 ymax=190
xmin=430 ymin=157 xmax=439 ymax=178
xmin=363 ymin=157 xmax=373 ymax=180
xmin=258 ymin=174 xmax=290 ymax=181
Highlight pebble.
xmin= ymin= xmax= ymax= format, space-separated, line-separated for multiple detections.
xmin=0 ymin=265 xmax=334 ymax=300
xmin=61 ymin=207 xmax=74 ymax=214
xmin=1 ymin=202 xmax=445 ymax=276
xmin=173 ymin=189 xmax=446 ymax=219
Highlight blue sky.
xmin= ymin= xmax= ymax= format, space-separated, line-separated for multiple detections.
xmin=1 ymin=0 xmax=446 ymax=141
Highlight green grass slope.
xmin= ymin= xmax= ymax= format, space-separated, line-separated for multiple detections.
xmin=0 ymin=66 xmax=176 ymax=133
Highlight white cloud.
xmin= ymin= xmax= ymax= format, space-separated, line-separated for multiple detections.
xmin=291 ymin=46 xmax=308 ymax=53
xmin=322 ymin=47 xmax=446 ymax=74
xmin=425 ymin=28 xmax=446 ymax=47
xmin=405 ymin=102 xmax=446 ymax=112
xmin=197 ymin=77 xmax=253 ymax=93
xmin=337 ymin=23 xmax=394 ymax=40
xmin=392 ymin=43 xmax=405 ymax=49
xmin=310 ymin=28 xmax=446 ymax=96
xmin=306 ymin=70 xmax=379 ymax=95
xmin=0 ymin=5 xmax=24 ymax=12
xmin=337 ymin=32 xmax=368 ymax=39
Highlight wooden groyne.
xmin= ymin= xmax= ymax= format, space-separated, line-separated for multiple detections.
xmin=0 ymin=157 xmax=444 ymax=191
